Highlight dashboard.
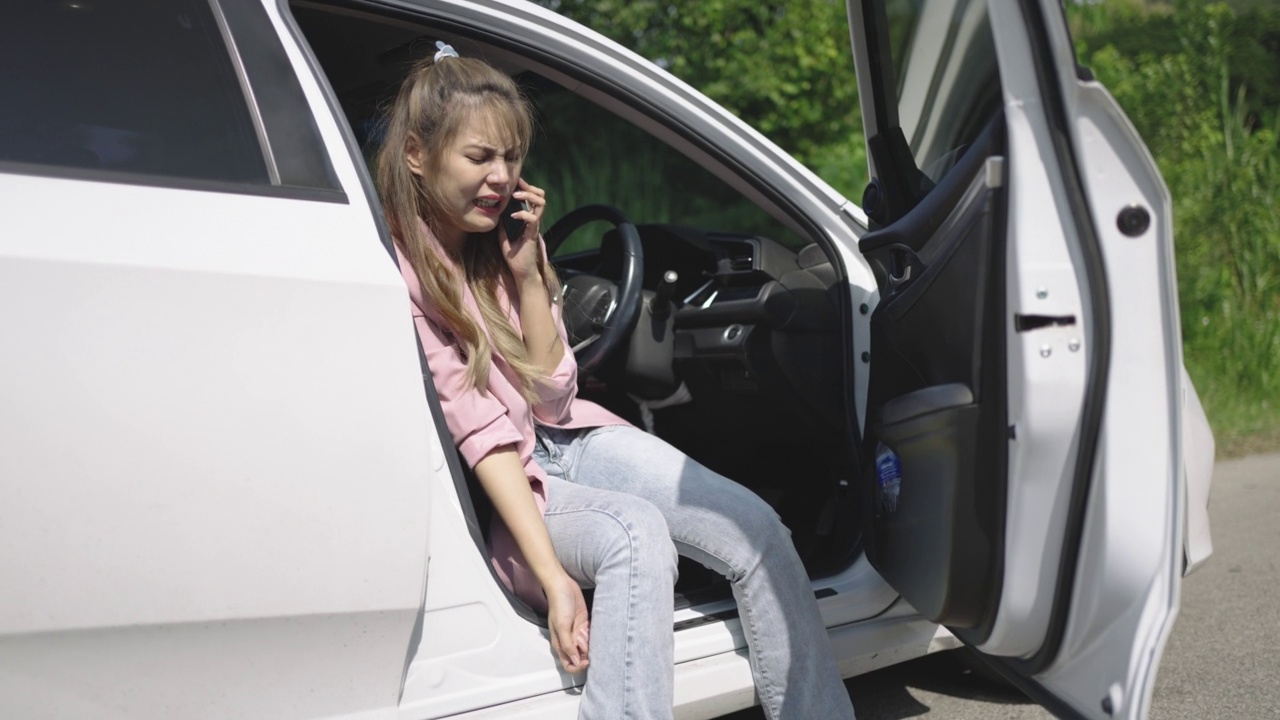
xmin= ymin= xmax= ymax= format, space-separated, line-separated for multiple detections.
xmin=558 ymin=223 xmax=847 ymax=434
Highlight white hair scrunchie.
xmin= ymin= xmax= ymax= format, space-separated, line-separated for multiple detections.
xmin=434 ymin=41 xmax=459 ymax=63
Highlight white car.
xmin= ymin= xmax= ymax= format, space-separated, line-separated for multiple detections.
xmin=0 ymin=0 xmax=1215 ymax=718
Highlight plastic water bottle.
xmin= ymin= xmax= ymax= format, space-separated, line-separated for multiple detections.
xmin=875 ymin=442 xmax=902 ymax=514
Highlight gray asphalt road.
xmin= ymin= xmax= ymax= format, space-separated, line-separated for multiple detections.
xmin=719 ymin=451 xmax=1280 ymax=719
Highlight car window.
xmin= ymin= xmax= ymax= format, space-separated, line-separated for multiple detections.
xmin=0 ymin=0 xmax=268 ymax=185
xmin=294 ymin=4 xmax=809 ymax=253
xmin=883 ymin=0 xmax=1002 ymax=191
xmin=522 ymin=72 xmax=807 ymax=254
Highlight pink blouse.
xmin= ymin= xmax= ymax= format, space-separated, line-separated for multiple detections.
xmin=395 ymin=224 xmax=628 ymax=611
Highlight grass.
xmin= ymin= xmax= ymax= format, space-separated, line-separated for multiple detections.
xmin=1201 ymin=389 xmax=1280 ymax=457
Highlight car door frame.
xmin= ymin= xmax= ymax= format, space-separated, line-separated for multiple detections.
xmin=276 ymin=0 xmax=934 ymax=716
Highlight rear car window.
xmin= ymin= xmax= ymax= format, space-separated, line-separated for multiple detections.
xmin=0 ymin=0 xmax=269 ymax=185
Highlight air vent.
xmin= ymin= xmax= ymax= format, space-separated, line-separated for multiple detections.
xmin=713 ymin=239 xmax=756 ymax=274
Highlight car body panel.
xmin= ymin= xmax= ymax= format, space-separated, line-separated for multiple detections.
xmin=1181 ymin=366 xmax=1215 ymax=574
xmin=0 ymin=1 xmax=440 ymax=713
xmin=0 ymin=176 xmax=433 ymax=719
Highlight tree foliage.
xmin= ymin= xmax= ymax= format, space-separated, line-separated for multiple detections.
xmin=539 ymin=0 xmax=866 ymax=196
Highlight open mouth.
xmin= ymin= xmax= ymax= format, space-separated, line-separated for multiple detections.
xmin=474 ymin=197 xmax=502 ymax=209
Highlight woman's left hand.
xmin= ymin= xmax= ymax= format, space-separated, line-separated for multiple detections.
xmin=545 ymin=570 xmax=590 ymax=674
xmin=500 ymin=178 xmax=547 ymax=283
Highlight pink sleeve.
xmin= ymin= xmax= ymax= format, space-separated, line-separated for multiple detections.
xmin=415 ymin=314 xmax=524 ymax=468
xmin=530 ymin=284 xmax=580 ymax=425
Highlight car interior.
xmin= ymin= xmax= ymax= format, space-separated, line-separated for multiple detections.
xmin=291 ymin=1 xmax=869 ymax=616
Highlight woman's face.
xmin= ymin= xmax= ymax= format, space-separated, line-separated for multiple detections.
xmin=410 ymin=108 xmax=523 ymax=245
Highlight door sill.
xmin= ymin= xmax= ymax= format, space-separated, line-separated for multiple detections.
xmin=430 ymin=612 xmax=950 ymax=720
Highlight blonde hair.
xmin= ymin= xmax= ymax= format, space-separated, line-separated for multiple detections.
xmin=376 ymin=53 xmax=561 ymax=402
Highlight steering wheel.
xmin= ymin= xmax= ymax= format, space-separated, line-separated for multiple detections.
xmin=543 ymin=204 xmax=644 ymax=374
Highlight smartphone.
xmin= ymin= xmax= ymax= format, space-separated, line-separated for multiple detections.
xmin=500 ymin=192 xmax=528 ymax=241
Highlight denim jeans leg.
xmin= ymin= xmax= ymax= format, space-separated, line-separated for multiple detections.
xmin=559 ymin=425 xmax=855 ymax=720
xmin=537 ymin=472 xmax=679 ymax=720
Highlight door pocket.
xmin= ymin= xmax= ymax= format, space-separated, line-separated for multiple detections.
xmin=870 ymin=383 xmax=994 ymax=628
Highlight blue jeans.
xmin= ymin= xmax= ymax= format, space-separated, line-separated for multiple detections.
xmin=534 ymin=424 xmax=855 ymax=720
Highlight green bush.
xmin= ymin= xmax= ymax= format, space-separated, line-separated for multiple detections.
xmin=539 ymin=0 xmax=866 ymax=198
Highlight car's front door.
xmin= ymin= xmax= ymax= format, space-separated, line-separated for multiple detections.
xmin=846 ymin=0 xmax=1190 ymax=717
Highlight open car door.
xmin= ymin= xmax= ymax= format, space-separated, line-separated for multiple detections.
xmin=846 ymin=0 xmax=1194 ymax=717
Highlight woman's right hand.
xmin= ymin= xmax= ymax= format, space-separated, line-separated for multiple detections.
xmin=545 ymin=571 xmax=590 ymax=673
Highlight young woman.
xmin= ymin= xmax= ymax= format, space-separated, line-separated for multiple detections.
xmin=376 ymin=44 xmax=856 ymax=720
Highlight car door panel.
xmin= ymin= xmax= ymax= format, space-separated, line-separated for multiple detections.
xmin=1001 ymin=37 xmax=1191 ymax=711
xmin=860 ymin=114 xmax=1007 ymax=631
xmin=848 ymin=0 xmax=1206 ymax=717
